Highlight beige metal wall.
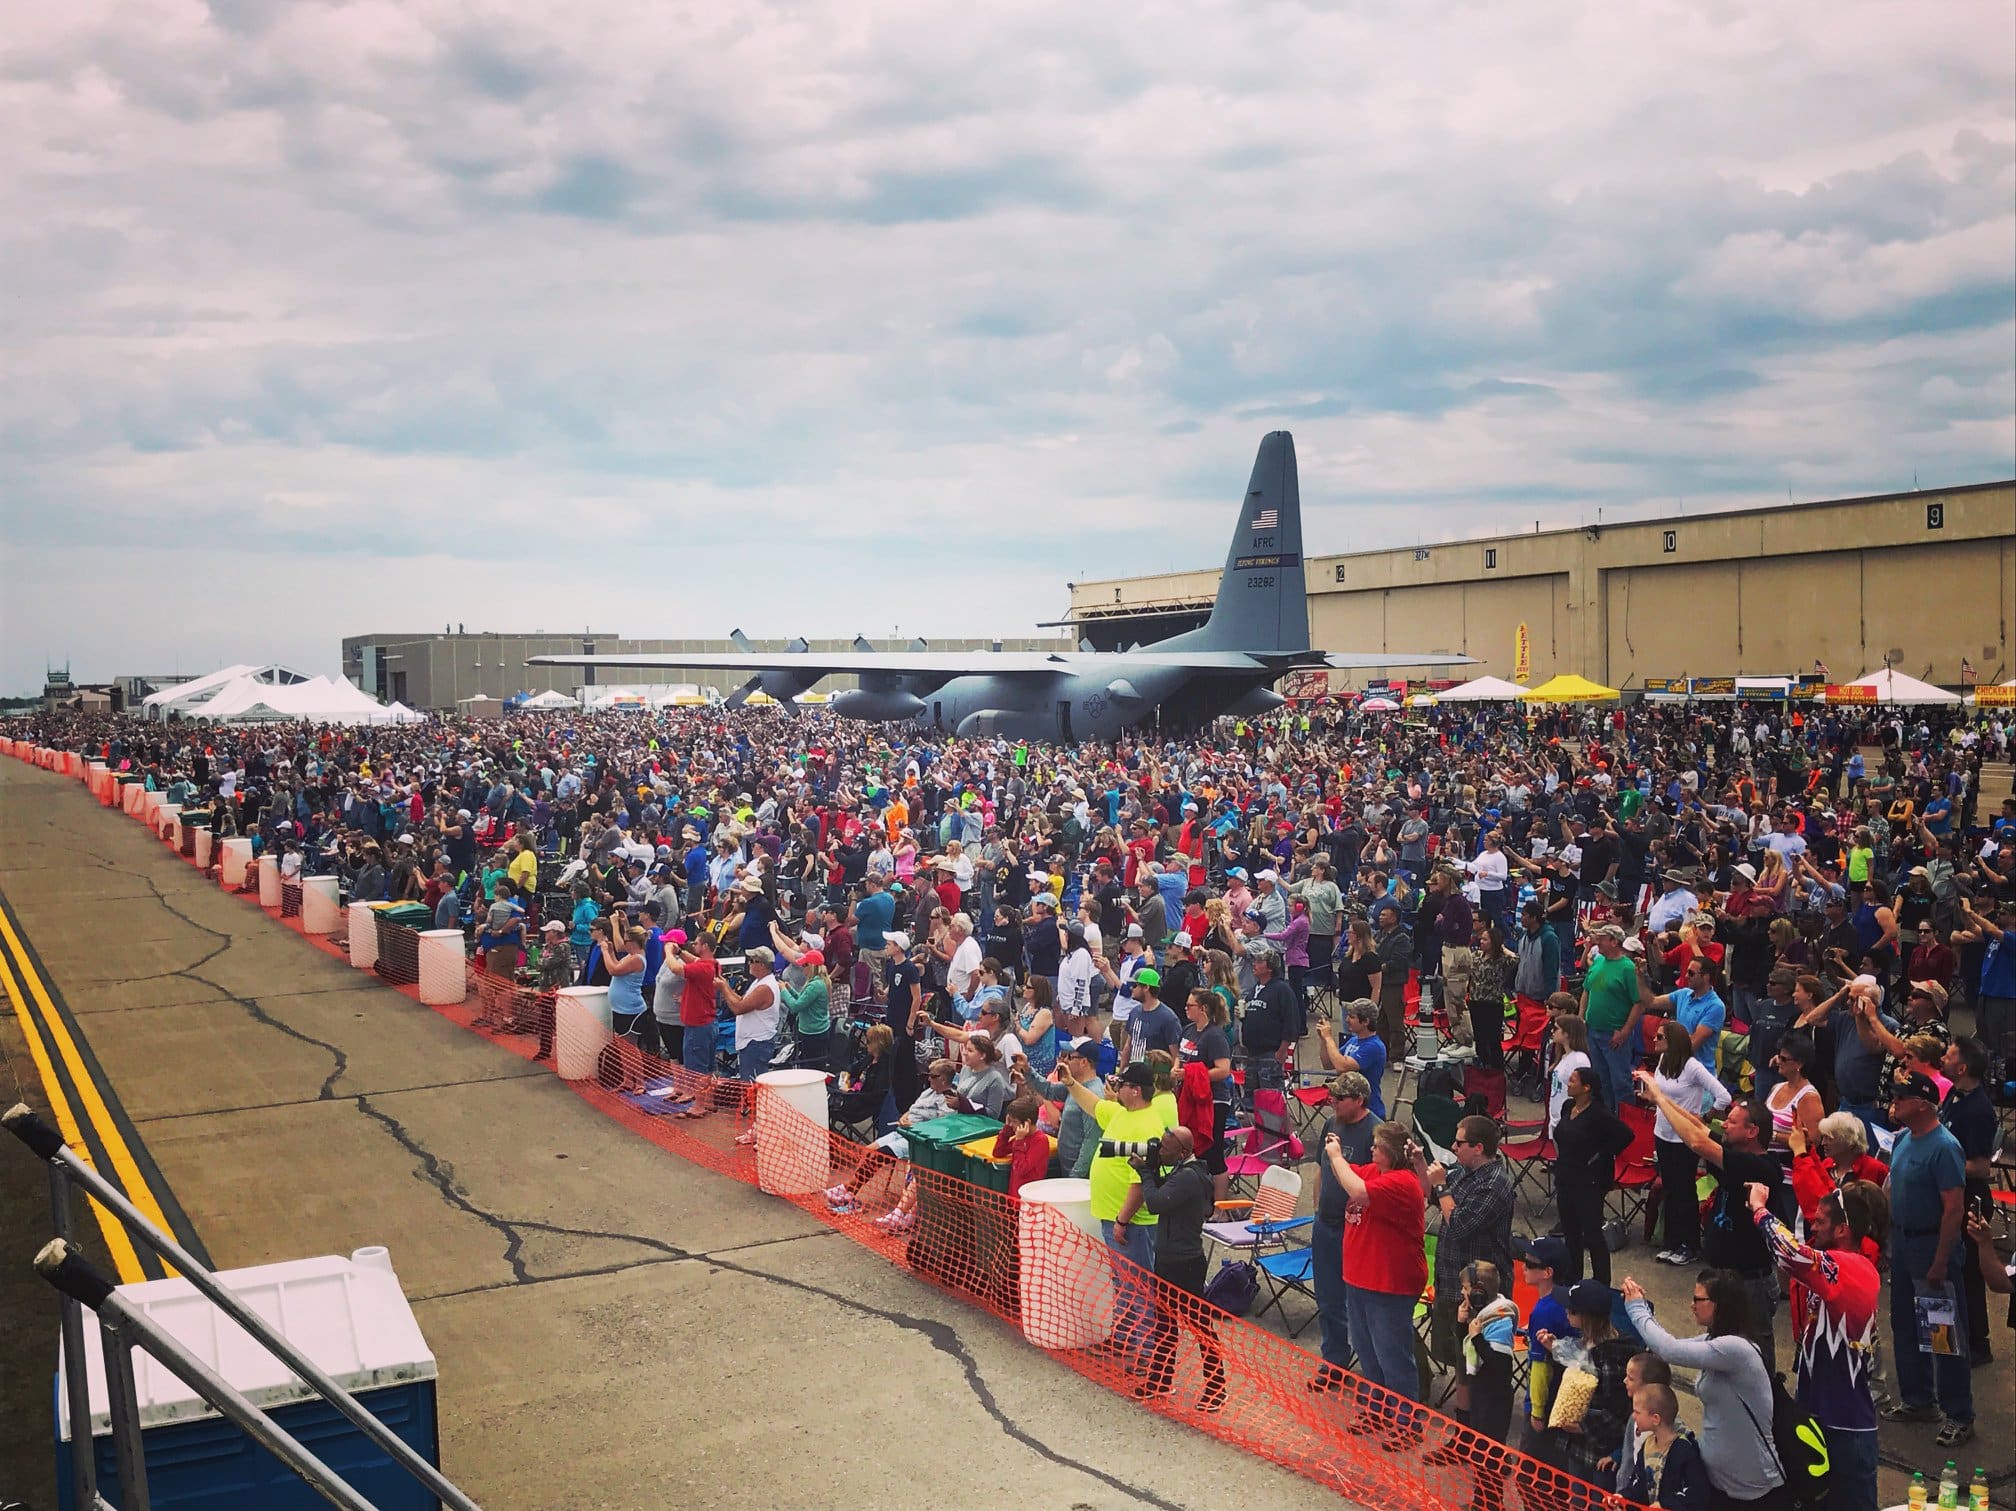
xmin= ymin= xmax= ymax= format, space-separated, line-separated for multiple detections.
xmin=1073 ymin=480 xmax=2016 ymax=688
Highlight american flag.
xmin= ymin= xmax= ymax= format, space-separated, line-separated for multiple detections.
xmin=1962 ymin=657 xmax=1975 ymax=682
xmin=1252 ymin=508 xmax=1278 ymax=530
xmin=1813 ymin=658 xmax=1828 ymax=677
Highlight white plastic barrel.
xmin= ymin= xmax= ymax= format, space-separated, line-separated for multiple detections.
xmin=348 ymin=902 xmax=379 ymax=969
xmin=257 ymin=855 xmax=282 ymax=907
xmin=302 ymin=876 xmax=340 ymax=935
xmin=157 ymin=804 xmax=181 ymax=842
xmin=141 ymin=789 xmax=164 ymax=823
xmin=417 ymin=929 xmax=468 ymax=1005
xmin=1016 ymin=1178 xmax=1117 ymax=1349
xmin=122 ymin=782 xmax=145 ymax=815
xmin=754 ymin=1069 xmax=832 ymax=1195
xmin=219 ymin=837 xmax=252 ymax=887
xmin=553 ymin=986 xmax=611 ymax=1080
xmin=192 ymin=828 xmax=213 ymax=868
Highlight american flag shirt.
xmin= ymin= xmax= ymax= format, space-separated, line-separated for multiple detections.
xmin=1754 ymin=1208 xmax=1880 ymax=1431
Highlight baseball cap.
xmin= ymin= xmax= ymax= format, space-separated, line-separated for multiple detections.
xmin=1227 ymin=867 xmax=1249 ymax=880
xmin=1733 ymin=862 xmax=1757 ymax=883
xmin=1908 ymin=980 xmax=1948 ymax=1009
xmin=1886 ymin=1071 xmax=1941 ymax=1106
xmin=1112 ymin=1063 xmax=1157 ymax=1093
xmin=883 ymin=931 xmax=911 ymax=952
xmin=1133 ymin=967 xmax=1162 ymax=989
xmin=1566 ymin=1279 xmax=1615 ymax=1318
xmin=541 ymin=919 xmax=566 ymax=933
xmin=1519 ymin=1235 xmax=1570 ymax=1271
xmin=1594 ymin=924 xmax=1625 ymax=942
xmin=1063 ymin=1036 xmax=1100 ymax=1061
xmin=797 ymin=950 xmax=824 ymax=969
xmin=1908 ymin=865 xmax=1931 ymax=878
xmin=1125 ymin=923 xmax=1145 ymax=939
xmin=1255 ymin=868 xmax=1280 ymax=882
xmin=396 ymin=832 xmax=415 ymax=844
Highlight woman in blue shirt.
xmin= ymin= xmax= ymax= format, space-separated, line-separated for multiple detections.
xmin=569 ymin=884 xmax=600 ymax=955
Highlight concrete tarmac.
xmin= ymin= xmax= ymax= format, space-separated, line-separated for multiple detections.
xmin=0 ymin=760 xmax=1341 ymax=1511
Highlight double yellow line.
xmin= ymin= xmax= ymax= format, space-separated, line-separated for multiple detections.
xmin=0 ymin=900 xmax=173 ymax=1283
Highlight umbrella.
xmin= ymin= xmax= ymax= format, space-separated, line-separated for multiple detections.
xmin=1359 ymin=696 xmax=1400 ymax=712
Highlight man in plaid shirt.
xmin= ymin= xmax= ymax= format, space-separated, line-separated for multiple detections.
xmin=1416 ymin=1115 xmax=1516 ymax=1386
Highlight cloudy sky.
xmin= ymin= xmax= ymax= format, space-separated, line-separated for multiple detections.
xmin=2 ymin=0 xmax=2011 ymax=692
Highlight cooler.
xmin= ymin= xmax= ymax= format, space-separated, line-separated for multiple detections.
xmin=902 ymin=1114 xmax=1012 ymax=1301
xmin=55 ymin=1247 xmax=440 ymax=1511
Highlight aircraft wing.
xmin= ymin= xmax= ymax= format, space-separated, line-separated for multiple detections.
xmin=527 ymin=647 xmax=1474 ymax=678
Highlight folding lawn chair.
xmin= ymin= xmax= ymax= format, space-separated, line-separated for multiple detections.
xmin=1502 ymin=995 xmax=1551 ymax=1102
xmin=1604 ymin=1100 xmax=1660 ymax=1242
xmin=1204 ymin=1164 xmax=1302 ymax=1253
xmin=1223 ymin=1088 xmax=1305 ymax=1199
xmin=1248 ymin=1216 xmax=1320 ymax=1337
xmin=1502 ymin=1129 xmax=1556 ymax=1218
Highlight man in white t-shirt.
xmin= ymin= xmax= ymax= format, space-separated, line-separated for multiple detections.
xmin=945 ymin=913 xmax=983 ymax=998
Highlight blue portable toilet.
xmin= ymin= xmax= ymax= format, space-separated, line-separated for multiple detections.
xmin=57 ymin=1246 xmax=441 ymax=1511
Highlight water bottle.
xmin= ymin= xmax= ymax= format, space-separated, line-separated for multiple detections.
xmin=1968 ymin=1470 xmax=1989 ymax=1511
xmin=1937 ymin=1462 xmax=1959 ymax=1510
xmin=1907 ymin=1471 xmax=1927 ymax=1511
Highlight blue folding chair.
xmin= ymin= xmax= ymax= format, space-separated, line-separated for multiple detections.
xmin=1248 ymin=1216 xmax=1319 ymax=1337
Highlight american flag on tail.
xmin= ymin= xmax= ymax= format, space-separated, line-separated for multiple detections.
xmin=1252 ymin=508 xmax=1278 ymax=530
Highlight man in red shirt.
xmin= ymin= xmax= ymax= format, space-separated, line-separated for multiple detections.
xmin=664 ymin=934 xmax=722 ymax=1102
xmin=1323 ymin=1119 xmax=1429 ymax=1443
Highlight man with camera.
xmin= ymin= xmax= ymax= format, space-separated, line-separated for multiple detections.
xmin=1132 ymin=1124 xmax=1228 ymax=1410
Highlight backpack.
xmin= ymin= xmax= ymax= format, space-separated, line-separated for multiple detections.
xmin=1201 ymin=1258 xmax=1259 ymax=1317
xmin=1735 ymin=1345 xmax=1830 ymax=1507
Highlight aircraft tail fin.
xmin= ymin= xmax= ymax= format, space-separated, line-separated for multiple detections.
xmin=1157 ymin=431 xmax=1309 ymax=653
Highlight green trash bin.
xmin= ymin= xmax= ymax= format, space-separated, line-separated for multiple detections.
xmin=902 ymin=1114 xmax=1011 ymax=1305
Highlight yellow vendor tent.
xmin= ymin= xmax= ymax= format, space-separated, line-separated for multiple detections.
xmin=1522 ymin=673 xmax=1621 ymax=703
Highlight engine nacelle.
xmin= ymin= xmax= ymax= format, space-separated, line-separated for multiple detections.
xmin=829 ymin=688 xmax=926 ymax=722
xmin=1220 ymin=687 xmax=1287 ymax=717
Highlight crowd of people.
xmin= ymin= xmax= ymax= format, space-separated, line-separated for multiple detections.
xmin=18 ymin=690 xmax=2016 ymax=1508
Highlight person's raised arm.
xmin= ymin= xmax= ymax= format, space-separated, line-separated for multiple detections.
xmin=1322 ymin=1130 xmax=1368 ymax=1201
xmin=1794 ymin=983 xmax=1846 ymax=1030
xmin=1967 ymin=1213 xmax=2012 ymax=1296
xmin=1634 ymin=1068 xmax=1720 ymax=1163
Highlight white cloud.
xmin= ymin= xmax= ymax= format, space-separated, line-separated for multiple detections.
xmin=0 ymin=0 xmax=2011 ymax=689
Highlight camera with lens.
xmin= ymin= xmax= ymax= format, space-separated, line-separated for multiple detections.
xmin=1098 ymin=1137 xmax=1163 ymax=1164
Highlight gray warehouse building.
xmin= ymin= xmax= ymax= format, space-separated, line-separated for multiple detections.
xmin=1066 ymin=479 xmax=2015 ymax=691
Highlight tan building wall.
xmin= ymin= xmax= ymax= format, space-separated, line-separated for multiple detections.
xmin=1071 ymin=480 xmax=2016 ymax=689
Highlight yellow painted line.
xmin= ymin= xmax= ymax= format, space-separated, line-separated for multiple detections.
xmin=0 ymin=905 xmax=176 ymax=1279
xmin=0 ymin=943 xmax=149 ymax=1282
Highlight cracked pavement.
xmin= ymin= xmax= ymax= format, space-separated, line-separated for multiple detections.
xmin=0 ymin=761 xmax=1340 ymax=1511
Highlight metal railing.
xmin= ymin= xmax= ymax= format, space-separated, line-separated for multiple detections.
xmin=5 ymin=1103 xmax=482 ymax=1511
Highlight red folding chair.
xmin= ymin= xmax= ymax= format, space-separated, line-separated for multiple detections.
xmin=1503 ymin=995 xmax=1552 ymax=1102
xmin=1503 ymin=1132 xmax=1556 ymax=1217
xmin=1606 ymin=1100 xmax=1661 ymax=1239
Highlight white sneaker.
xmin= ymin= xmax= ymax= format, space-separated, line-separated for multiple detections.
xmin=823 ymin=1184 xmax=853 ymax=1209
xmin=876 ymin=1210 xmax=916 ymax=1233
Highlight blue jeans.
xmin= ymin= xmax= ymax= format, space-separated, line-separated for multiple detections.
xmin=1310 ymin=1216 xmax=1351 ymax=1370
xmin=1821 ymin=1427 xmax=1877 ymax=1511
xmin=736 ymin=1038 xmax=775 ymax=1081
xmin=682 ymin=1023 xmax=717 ymax=1076
xmin=1890 ymin=1240 xmax=1972 ymax=1423
xmin=1588 ymin=1034 xmax=1635 ymax=1111
xmin=1100 ymin=1219 xmax=1159 ymax=1352
xmin=1344 ymin=1286 xmax=1419 ymax=1408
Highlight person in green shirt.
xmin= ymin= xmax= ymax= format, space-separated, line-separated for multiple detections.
xmin=1580 ymin=925 xmax=1650 ymax=1110
xmin=778 ymin=950 xmax=832 ymax=1070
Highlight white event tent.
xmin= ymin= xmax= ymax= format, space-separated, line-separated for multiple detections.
xmin=1434 ymin=675 xmax=1530 ymax=702
xmin=143 ymin=665 xmax=417 ymax=724
xmin=1836 ymin=668 xmax=1962 ymax=705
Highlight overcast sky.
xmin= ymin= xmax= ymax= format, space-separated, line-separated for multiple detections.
xmin=3 ymin=0 xmax=2012 ymax=692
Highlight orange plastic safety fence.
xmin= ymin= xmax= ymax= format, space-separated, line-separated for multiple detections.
xmin=8 ymin=742 xmax=1647 ymax=1511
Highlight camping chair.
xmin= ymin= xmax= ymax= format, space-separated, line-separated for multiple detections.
xmin=1503 ymin=996 xmax=1552 ymax=1102
xmin=1204 ymin=1164 xmax=1302 ymax=1253
xmin=1412 ymin=1090 xmax=1464 ymax=1155
xmin=1502 ymin=1129 xmax=1556 ymax=1217
xmin=1223 ymin=1088 xmax=1305 ymax=1199
xmin=1605 ymin=1101 xmax=1660 ymax=1241
xmin=1248 ymin=1216 xmax=1320 ymax=1337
